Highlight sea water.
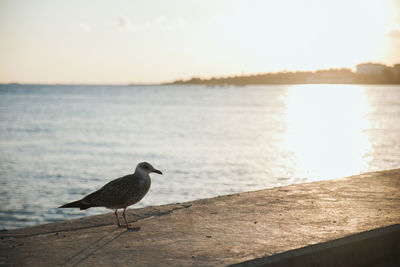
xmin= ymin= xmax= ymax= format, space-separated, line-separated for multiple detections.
xmin=1 ymin=84 xmax=399 ymax=229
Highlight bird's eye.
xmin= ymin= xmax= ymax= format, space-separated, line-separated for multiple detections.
xmin=143 ymin=164 xmax=150 ymax=170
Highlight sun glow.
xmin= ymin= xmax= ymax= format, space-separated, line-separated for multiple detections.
xmin=219 ymin=0 xmax=393 ymax=73
xmin=0 ymin=0 xmax=398 ymax=84
xmin=284 ymin=85 xmax=372 ymax=180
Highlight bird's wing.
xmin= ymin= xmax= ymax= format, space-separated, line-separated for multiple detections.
xmin=82 ymin=174 xmax=140 ymax=207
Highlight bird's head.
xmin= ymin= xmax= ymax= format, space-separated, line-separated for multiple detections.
xmin=136 ymin=162 xmax=163 ymax=175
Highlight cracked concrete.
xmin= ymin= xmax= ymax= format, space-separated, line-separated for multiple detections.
xmin=0 ymin=169 xmax=399 ymax=266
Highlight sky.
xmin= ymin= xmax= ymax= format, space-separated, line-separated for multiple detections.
xmin=1 ymin=0 xmax=400 ymax=84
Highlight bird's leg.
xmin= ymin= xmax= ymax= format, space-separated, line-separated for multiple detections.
xmin=114 ymin=209 xmax=121 ymax=227
xmin=123 ymin=207 xmax=140 ymax=231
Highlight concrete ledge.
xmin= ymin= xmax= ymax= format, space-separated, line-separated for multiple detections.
xmin=231 ymin=224 xmax=400 ymax=267
xmin=1 ymin=169 xmax=399 ymax=266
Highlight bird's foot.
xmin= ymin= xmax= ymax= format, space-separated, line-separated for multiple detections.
xmin=126 ymin=225 xmax=140 ymax=231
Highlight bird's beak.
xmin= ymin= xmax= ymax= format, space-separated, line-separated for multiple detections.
xmin=153 ymin=169 xmax=163 ymax=175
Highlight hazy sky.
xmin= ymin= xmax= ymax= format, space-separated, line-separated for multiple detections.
xmin=1 ymin=0 xmax=400 ymax=84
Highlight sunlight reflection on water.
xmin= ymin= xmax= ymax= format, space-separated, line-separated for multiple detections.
xmin=284 ymin=85 xmax=372 ymax=180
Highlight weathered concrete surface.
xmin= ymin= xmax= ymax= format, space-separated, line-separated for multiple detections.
xmin=232 ymin=224 xmax=400 ymax=267
xmin=0 ymin=169 xmax=399 ymax=266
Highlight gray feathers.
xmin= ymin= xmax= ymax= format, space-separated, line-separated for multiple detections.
xmin=82 ymin=173 xmax=151 ymax=209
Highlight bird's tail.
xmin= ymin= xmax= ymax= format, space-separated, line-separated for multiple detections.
xmin=58 ymin=200 xmax=91 ymax=210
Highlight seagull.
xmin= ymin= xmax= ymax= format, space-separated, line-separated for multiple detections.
xmin=59 ymin=162 xmax=162 ymax=230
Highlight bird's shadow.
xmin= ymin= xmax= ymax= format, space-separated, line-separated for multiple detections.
xmin=60 ymin=226 xmax=131 ymax=267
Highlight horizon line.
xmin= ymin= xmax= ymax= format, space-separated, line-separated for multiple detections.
xmin=1 ymin=62 xmax=398 ymax=86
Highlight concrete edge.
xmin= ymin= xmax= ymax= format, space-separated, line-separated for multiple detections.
xmin=229 ymin=224 xmax=400 ymax=267
xmin=3 ymin=168 xmax=398 ymax=237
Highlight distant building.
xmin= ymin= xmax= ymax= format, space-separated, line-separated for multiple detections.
xmin=356 ymin=63 xmax=386 ymax=75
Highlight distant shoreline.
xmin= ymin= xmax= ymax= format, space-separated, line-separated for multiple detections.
xmin=2 ymin=62 xmax=400 ymax=86
xmin=165 ymin=65 xmax=400 ymax=86
xmin=2 ymin=65 xmax=400 ymax=88
xmin=1 ymin=82 xmax=400 ymax=87
xmin=163 ymin=81 xmax=400 ymax=86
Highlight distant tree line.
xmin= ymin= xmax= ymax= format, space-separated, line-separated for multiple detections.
xmin=167 ymin=66 xmax=400 ymax=86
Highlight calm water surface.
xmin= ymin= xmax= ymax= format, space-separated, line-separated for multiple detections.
xmin=1 ymin=84 xmax=399 ymax=229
